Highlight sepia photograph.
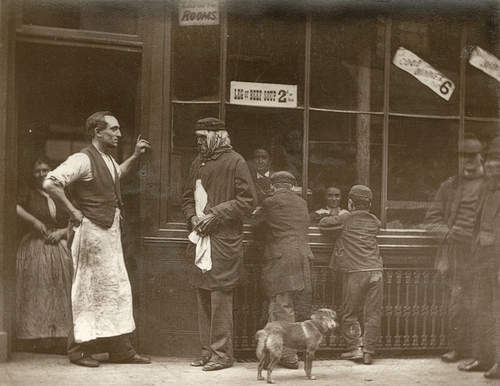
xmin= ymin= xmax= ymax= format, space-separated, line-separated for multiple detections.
xmin=0 ymin=0 xmax=499 ymax=384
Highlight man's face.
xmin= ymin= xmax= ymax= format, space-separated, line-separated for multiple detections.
xmin=485 ymin=154 xmax=500 ymax=177
xmin=325 ymin=187 xmax=341 ymax=209
xmin=98 ymin=116 xmax=121 ymax=149
xmin=253 ymin=149 xmax=271 ymax=174
xmin=461 ymin=152 xmax=482 ymax=175
xmin=196 ymin=132 xmax=208 ymax=155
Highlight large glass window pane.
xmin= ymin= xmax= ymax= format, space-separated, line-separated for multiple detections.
xmin=465 ymin=120 xmax=499 ymax=145
xmin=310 ymin=14 xmax=385 ymax=111
xmin=465 ymin=18 xmax=500 ymax=118
xmin=225 ymin=105 xmax=304 ymax=182
xmin=390 ymin=15 xmax=461 ymax=116
xmin=386 ymin=117 xmax=458 ymax=228
xmin=308 ymin=111 xmax=382 ymax=218
xmin=227 ymin=12 xmax=305 ymax=106
xmin=172 ymin=10 xmax=220 ymax=101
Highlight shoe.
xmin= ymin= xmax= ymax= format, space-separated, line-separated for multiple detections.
xmin=363 ymin=353 xmax=373 ymax=365
xmin=202 ymin=361 xmax=232 ymax=371
xmin=458 ymin=360 xmax=490 ymax=372
xmin=441 ymin=350 xmax=462 ymax=363
xmin=341 ymin=347 xmax=364 ymax=361
xmin=109 ymin=354 xmax=151 ymax=364
xmin=279 ymin=361 xmax=299 ymax=369
xmin=190 ymin=356 xmax=210 ymax=367
xmin=71 ymin=356 xmax=100 ymax=368
xmin=485 ymin=363 xmax=500 ymax=379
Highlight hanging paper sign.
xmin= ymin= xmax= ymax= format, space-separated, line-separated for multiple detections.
xmin=392 ymin=47 xmax=455 ymax=101
xmin=230 ymin=81 xmax=297 ymax=108
xmin=178 ymin=0 xmax=219 ymax=26
xmin=469 ymin=46 xmax=500 ymax=83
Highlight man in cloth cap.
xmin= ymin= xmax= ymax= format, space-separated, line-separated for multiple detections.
xmin=319 ymin=184 xmax=382 ymax=365
xmin=425 ymin=132 xmax=484 ymax=363
xmin=459 ymin=135 xmax=500 ymax=378
xmin=253 ymin=171 xmax=314 ymax=369
xmin=182 ymin=117 xmax=257 ymax=371
xmin=43 ymin=111 xmax=151 ymax=367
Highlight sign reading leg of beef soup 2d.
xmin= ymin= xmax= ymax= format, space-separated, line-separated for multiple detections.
xmin=392 ymin=47 xmax=455 ymax=101
xmin=230 ymin=81 xmax=298 ymax=108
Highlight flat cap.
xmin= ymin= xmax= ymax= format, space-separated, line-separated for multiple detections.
xmin=270 ymin=171 xmax=296 ymax=185
xmin=487 ymin=136 xmax=500 ymax=155
xmin=196 ymin=117 xmax=225 ymax=131
xmin=349 ymin=184 xmax=373 ymax=200
xmin=457 ymin=133 xmax=482 ymax=154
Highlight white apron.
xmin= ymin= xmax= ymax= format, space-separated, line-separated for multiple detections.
xmin=70 ymin=209 xmax=135 ymax=343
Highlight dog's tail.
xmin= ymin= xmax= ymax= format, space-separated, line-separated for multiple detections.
xmin=255 ymin=329 xmax=269 ymax=360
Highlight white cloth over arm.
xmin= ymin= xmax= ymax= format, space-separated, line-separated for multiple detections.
xmin=188 ymin=179 xmax=212 ymax=273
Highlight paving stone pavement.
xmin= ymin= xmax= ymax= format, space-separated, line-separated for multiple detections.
xmin=1 ymin=353 xmax=499 ymax=386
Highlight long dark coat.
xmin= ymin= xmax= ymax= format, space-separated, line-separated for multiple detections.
xmin=182 ymin=147 xmax=257 ymax=290
xmin=256 ymin=188 xmax=314 ymax=296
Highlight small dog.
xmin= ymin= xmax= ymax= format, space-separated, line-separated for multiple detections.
xmin=255 ymin=308 xmax=337 ymax=384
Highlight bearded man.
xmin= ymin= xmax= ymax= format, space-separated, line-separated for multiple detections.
xmin=182 ymin=117 xmax=257 ymax=371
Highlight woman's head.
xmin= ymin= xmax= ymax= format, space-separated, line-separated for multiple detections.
xmin=32 ymin=155 xmax=52 ymax=187
xmin=324 ymin=184 xmax=342 ymax=209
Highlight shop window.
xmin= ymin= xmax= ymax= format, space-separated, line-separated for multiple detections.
xmin=390 ymin=16 xmax=461 ymax=116
xmin=172 ymin=9 xmax=220 ymax=101
xmin=308 ymin=111 xmax=382 ymax=217
xmin=465 ymin=19 xmax=500 ymax=118
xmin=22 ymin=1 xmax=138 ymax=35
xmin=386 ymin=116 xmax=458 ymax=229
xmin=310 ymin=15 xmax=385 ymax=112
xmin=465 ymin=121 xmax=499 ymax=145
xmin=227 ymin=12 xmax=305 ymax=106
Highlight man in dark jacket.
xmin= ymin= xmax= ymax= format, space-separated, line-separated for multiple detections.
xmin=182 ymin=117 xmax=257 ymax=371
xmin=425 ymin=133 xmax=484 ymax=362
xmin=319 ymin=185 xmax=382 ymax=365
xmin=459 ymin=135 xmax=500 ymax=378
xmin=254 ymin=171 xmax=314 ymax=368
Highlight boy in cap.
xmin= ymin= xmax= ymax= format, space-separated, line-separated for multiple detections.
xmin=254 ymin=171 xmax=314 ymax=369
xmin=319 ymin=185 xmax=382 ymax=365
xmin=425 ymin=132 xmax=484 ymax=363
xmin=182 ymin=117 xmax=257 ymax=371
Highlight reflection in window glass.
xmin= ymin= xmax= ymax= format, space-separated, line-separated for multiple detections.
xmin=387 ymin=117 xmax=458 ymax=228
xmin=465 ymin=121 xmax=499 ymax=145
xmin=225 ymin=105 xmax=304 ymax=182
xmin=390 ymin=15 xmax=461 ymax=116
xmin=227 ymin=13 xmax=305 ymax=106
xmin=311 ymin=15 xmax=385 ymax=111
xmin=308 ymin=112 xmax=382 ymax=217
xmin=172 ymin=11 xmax=220 ymax=101
xmin=465 ymin=18 xmax=500 ymax=118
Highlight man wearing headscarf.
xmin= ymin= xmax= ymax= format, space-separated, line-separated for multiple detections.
xmin=425 ymin=132 xmax=484 ymax=363
xmin=182 ymin=117 xmax=257 ymax=371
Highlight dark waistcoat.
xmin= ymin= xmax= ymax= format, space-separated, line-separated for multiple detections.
xmin=69 ymin=145 xmax=122 ymax=229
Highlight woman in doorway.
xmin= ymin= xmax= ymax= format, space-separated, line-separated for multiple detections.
xmin=15 ymin=156 xmax=72 ymax=354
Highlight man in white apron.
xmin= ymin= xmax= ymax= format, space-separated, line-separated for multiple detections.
xmin=43 ymin=111 xmax=151 ymax=367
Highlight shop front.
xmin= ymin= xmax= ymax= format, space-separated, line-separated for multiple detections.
xmin=0 ymin=0 xmax=499 ymax=359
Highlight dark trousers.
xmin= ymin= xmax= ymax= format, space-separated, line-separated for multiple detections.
xmin=471 ymin=246 xmax=500 ymax=365
xmin=67 ymin=327 xmax=136 ymax=363
xmin=196 ymin=288 xmax=234 ymax=365
xmin=342 ymin=270 xmax=383 ymax=355
xmin=268 ymin=291 xmax=298 ymax=363
xmin=443 ymin=242 xmax=474 ymax=353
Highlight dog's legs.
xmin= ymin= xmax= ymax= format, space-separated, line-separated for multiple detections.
xmin=266 ymin=355 xmax=280 ymax=384
xmin=257 ymin=353 xmax=267 ymax=381
xmin=305 ymin=350 xmax=316 ymax=380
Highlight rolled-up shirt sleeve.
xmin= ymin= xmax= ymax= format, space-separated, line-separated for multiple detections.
xmin=46 ymin=153 xmax=92 ymax=187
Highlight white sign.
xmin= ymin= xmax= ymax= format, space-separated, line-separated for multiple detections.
xmin=178 ymin=0 xmax=219 ymax=26
xmin=469 ymin=46 xmax=500 ymax=83
xmin=230 ymin=81 xmax=297 ymax=108
xmin=392 ymin=47 xmax=455 ymax=101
